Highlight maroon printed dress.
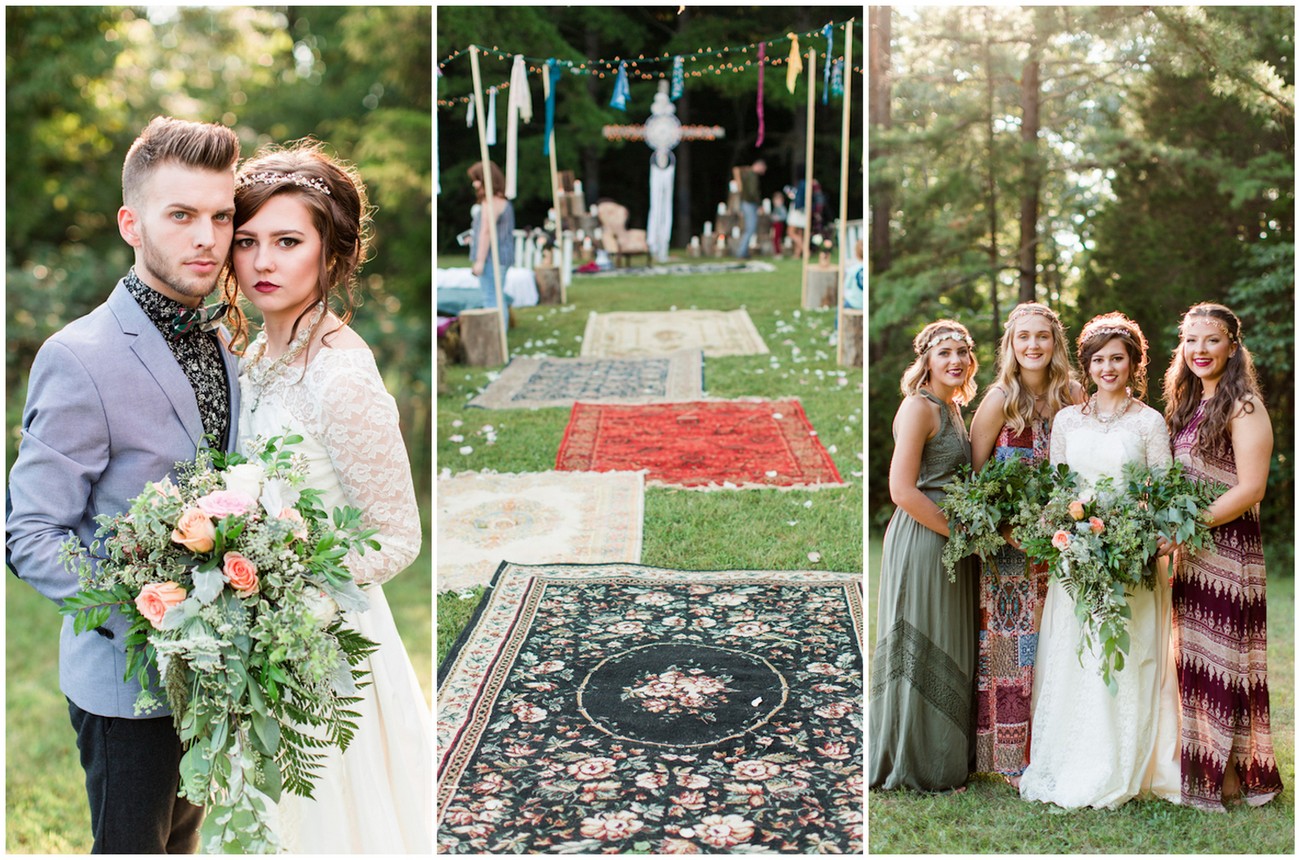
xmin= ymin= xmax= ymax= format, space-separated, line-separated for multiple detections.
xmin=1172 ymin=402 xmax=1282 ymax=811
xmin=974 ymin=417 xmax=1050 ymax=777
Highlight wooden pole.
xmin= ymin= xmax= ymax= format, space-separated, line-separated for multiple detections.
xmin=800 ymin=47 xmax=816 ymax=307
xmin=542 ymin=62 xmax=566 ymax=303
xmin=469 ymin=45 xmax=509 ymax=362
xmin=837 ymin=22 xmax=854 ymax=365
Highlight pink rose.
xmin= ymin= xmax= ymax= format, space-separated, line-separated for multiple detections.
xmin=1089 ymin=516 xmax=1105 ymax=535
xmin=1068 ymin=500 xmax=1086 ymax=521
xmin=1052 ymin=529 xmax=1071 ymax=550
xmin=278 ymin=507 xmax=309 ymax=542
xmin=197 ymin=489 xmax=256 ymax=519
xmin=222 ymin=552 xmax=260 ymax=597
xmin=171 ymin=507 xmax=216 ymax=553
xmin=135 ymin=581 xmax=187 ymax=629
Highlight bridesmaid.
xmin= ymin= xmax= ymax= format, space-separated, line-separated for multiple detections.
xmin=870 ymin=320 xmax=979 ymax=792
xmin=968 ymin=303 xmax=1083 ymax=786
xmin=1162 ymin=302 xmax=1283 ymax=811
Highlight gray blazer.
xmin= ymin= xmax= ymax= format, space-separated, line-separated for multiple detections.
xmin=7 ymin=280 xmax=241 ymax=718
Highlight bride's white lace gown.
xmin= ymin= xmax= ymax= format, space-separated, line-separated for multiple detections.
xmin=240 ymin=337 xmax=431 ymax=853
xmin=1018 ymin=403 xmax=1181 ymax=809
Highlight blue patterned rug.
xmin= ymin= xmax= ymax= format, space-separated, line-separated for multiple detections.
xmin=467 ymin=350 xmax=703 ymax=410
xmin=437 ymin=562 xmax=863 ymax=854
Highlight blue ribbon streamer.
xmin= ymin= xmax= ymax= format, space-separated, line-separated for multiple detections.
xmin=609 ymin=61 xmax=630 ymax=110
xmin=543 ymin=58 xmax=561 ymax=156
xmin=832 ymin=59 xmax=844 ymax=97
xmin=822 ymin=23 xmax=833 ymax=104
xmin=671 ymin=55 xmax=684 ymax=101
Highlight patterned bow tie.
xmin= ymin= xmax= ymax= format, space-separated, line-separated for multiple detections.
xmin=173 ymin=302 xmax=229 ymax=336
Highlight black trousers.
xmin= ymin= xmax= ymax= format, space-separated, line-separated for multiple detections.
xmin=67 ymin=699 xmax=204 ymax=854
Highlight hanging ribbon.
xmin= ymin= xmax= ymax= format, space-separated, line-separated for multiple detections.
xmin=486 ymin=87 xmax=497 ymax=146
xmin=755 ymin=42 xmax=765 ymax=147
xmin=609 ymin=60 xmax=630 ymax=110
xmin=786 ymin=34 xmax=803 ymax=94
xmin=670 ymin=55 xmax=684 ymax=101
xmin=505 ymin=55 xmax=532 ymax=199
xmin=466 ymin=92 xmax=475 ymax=128
xmin=510 ymin=54 xmax=533 ymax=122
xmin=831 ymin=59 xmax=844 ymax=98
xmin=543 ymin=59 xmax=560 ymax=156
xmin=822 ymin=23 xmax=833 ymax=104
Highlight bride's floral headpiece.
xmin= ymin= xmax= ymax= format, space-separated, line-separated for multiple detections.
xmin=1181 ymin=310 xmax=1239 ymax=343
xmin=916 ymin=328 xmax=974 ymax=355
xmin=237 ymin=171 xmax=332 ymax=196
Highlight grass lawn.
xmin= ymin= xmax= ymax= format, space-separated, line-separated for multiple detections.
xmin=5 ymin=522 xmax=432 ymax=854
xmin=436 ymin=254 xmax=864 ymax=667
xmin=867 ymin=531 xmax=1296 ymax=853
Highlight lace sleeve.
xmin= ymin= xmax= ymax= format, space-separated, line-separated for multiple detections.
xmin=313 ymin=349 xmax=422 ymax=585
xmin=1141 ymin=406 xmax=1173 ymax=470
xmin=1050 ymin=407 xmax=1073 ymax=467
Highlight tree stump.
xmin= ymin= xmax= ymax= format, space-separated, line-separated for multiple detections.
xmin=534 ymin=266 xmax=562 ymax=305
xmin=460 ymin=308 xmax=506 ymax=366
xmin=805 ymin=265 xmax=839 ymax=309
xmin=840 ymin=309 xmax=863 ymax=368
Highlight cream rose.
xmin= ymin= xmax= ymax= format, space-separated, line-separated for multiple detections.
xmin=172 ymin=507 xmax=216 ymax=553
xmin=136 ymin=581 xmax=187 ymax=629
xmin=222 ymin=552 xmax=260 ymax=597
xmin=300 ymin=588 xmax=339 ymax=625
xmin=223 ymin=462 xmax=266 ymax=501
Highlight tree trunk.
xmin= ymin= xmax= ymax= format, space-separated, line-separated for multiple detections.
xmin=582 ymin=26 xmax=603 ymax=203
xmin=1017 ymin=20 xmax=1043 ymax=304
xmin=869 ymin=6 xmax=893 ymax=275
xmin=983 ymin=11 xmax=1000 ymax=334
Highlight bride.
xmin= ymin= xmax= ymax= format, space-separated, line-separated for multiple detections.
xmin=1019 ymin=313 xmax=1180 ymax=809
xmin=222 ymin=141 xmax=431 ymax=851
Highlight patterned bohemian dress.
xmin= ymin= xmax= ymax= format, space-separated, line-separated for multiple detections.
xmin=974 ymin=415 xmax=1050 ymax=778
xmin=1172 ymin=402 xmax=1283 ymax=811
xmin=870 ymin=390 xmax=977 ymax=791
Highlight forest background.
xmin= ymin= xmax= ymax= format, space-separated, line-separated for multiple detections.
xmin=436 ymin=4 xmax=863 ymax=256
xmin=868 ymin=5 xmax=1295 ymax=575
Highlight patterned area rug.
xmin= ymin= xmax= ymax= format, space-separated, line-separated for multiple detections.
xmin=437 ymin=562 xmax=863 ymax=854
xmin=436 ymin=471 xmax=644 ymax=592
xmin=580 ymin=309 xmax=769 ymax=358
xmin=467 ymin=350 xmax=703 ymax=410
xmin=582 ymin=260 xmax=777 ymax=278
xmin=556 ymin=399 xmax=844 ymax=489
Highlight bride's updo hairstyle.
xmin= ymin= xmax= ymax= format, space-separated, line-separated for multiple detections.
xmin=1077 ymin=312 xmax=1149 ymax=402
xmin=900 ymin=319 xmax=978 ymax=406
xmin=222 ymin=140 xmax=374 ymax=353
xmin=992 ymin=302 xmax=1076 ymax=434
xmin=1163 ymin=302 xmax=1261 ymax=459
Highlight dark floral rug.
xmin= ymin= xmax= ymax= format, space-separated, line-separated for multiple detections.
xmin=437 ymin=563 xmax=863 ymax=854
xmin=467 ymin=350 xmax=703 ymax=410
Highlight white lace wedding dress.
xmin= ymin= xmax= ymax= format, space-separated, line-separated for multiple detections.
xmin=1018 ymin=403 xmax=1181 ymax=809
xmin=239 ymin=337 xmax=431 ymax=853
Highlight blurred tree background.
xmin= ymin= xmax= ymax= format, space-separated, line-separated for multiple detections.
xmin=869 ymin=5 xmax=1294 ymax=573
xmin=436 ymin=6 xmax=861 ymax=255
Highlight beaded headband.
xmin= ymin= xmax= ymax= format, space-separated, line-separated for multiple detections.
xmin=916 ymin=329 xmax=974 ymax=355
xmin=1082 ymin=324 xmax=1135 ymax=343
xmin=1006 ymin=304 xmax=1060 ymax=327
xmin=237 ymin=170 xmax=332 ymax=196
xmin=1181 ymin=312 xmax=1238 ymax=343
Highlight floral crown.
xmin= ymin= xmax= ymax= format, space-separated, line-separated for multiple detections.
xmin=237 ymin=170 xmax=332 ymax=196
xmin=1006 ymin=304 xmax=1060 ymax=327
xmin=1082 ymin=324 xmax=1135 ymax=344
xmin=1181 ymin=311 xmax=1239 ymax=343
xmin=916 ymin=328 xmax=974 ymax=355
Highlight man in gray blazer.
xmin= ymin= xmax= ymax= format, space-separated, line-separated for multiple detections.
xmin=8 ymin=116 xmax=242 ymax=854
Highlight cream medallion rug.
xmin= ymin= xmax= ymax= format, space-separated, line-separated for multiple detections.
xmin=580 ymin=309 xmax=769 ymax=358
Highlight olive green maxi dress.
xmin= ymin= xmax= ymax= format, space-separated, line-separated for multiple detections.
xmin=869 ymin=390 xmax=977 ymax=791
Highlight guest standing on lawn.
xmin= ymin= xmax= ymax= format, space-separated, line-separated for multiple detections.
xmin=870 ymin=320 xmax=979 ymax=792
xmin=968 ymin=303 xmax=1084 ymax=786
xmin=467 ymin=160 xmax=514 ymax=309
xmin=1163 ymin=302 xmax=1283 ymax=811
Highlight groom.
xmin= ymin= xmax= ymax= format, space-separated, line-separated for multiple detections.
xmin=7 ymin=116 xmax=241 ymax=853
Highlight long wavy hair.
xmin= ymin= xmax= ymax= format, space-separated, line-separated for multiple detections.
xmin=1163 ymin=302 xmax=1262 ymax=459
xmin=991 ymin=302 xmax=1076 ymax=434
xmin=1078 ymin=312 xmax=1149 ymax=403
xmin=900 ymin=319 xmax=978 ymax=406
xmin=220 ymin=140 xmax=373 ymax=355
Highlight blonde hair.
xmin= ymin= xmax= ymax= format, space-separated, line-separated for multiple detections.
xmin=992 ymin=303 xmax=1076 ymax=434
xmin=900 ymin=319 xmax=978 ymax=405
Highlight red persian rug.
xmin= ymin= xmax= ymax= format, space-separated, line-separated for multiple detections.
xmin=555 ymin=399 xmax=843 ymax=489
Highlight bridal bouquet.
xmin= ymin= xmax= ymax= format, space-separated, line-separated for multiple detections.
xmin=1015 ymin=461 xmax=1222 ymax=695
xmin=59 ymin=436 xmax=380 ymax=854
xmin=939 ymin=455 xmax=1062 ymax=581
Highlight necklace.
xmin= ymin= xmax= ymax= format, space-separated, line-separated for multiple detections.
xmin=1089 ymin=392 xmax=1131 ymax=429
xmin=244 ymin=302 xmax=327 ymax=412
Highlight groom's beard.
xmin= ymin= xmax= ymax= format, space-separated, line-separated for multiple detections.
xmin=137 ymin=227 xmax=223 ymax=302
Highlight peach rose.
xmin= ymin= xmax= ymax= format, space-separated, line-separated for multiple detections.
xmin=278 ymin=507 xmax=309 ymax=542
xmin=1089 ymin=516 xmax=1105 ymax=535
xmin=135 ymin=581 xmax=187 ymax=629
xmin=1052 ymin=529 xmax=1072 ymax=550
xmin=172 ymin=507 xmax=216 ymax=553
xmin=222 ymin=552 xmax=260 ymax=597
xmin=1068 ymin=500 xmax=1086 ymax=521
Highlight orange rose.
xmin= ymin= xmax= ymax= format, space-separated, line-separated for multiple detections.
xmin=1068 ymin=500 xmax=1086 ymax=521
xmin=172 ymin=507 xmax=215 ymax=553
xmin=135 ymin=581 xmax=187 ymax=629
xmin=1089 ymin=516 xmax=1105 ymax=535
xmin=223 ymin=552 xmax=260 ymax=598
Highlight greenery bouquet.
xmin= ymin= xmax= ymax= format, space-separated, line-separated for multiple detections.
xmin=1015 ymin=461 xmax=1222 ymax=695
xmin=59 ymin=436 xmax=380 ymax=853
xmin=939 ymin=455 xmax=1062 ymax=581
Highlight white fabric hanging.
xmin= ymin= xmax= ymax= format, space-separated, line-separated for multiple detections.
xmin=466 ymin=93 xmax=474 ymax=128
xmin=506 ymin=55 xmax=532 ymax=199
xmin=486 ymin=87 xmax=497 ymax=146
xmin=647 ymin=157 xmax=675 ymax=262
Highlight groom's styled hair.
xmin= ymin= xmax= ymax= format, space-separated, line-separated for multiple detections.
xmin=121 ymin=116 xmax=240 ymax=206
